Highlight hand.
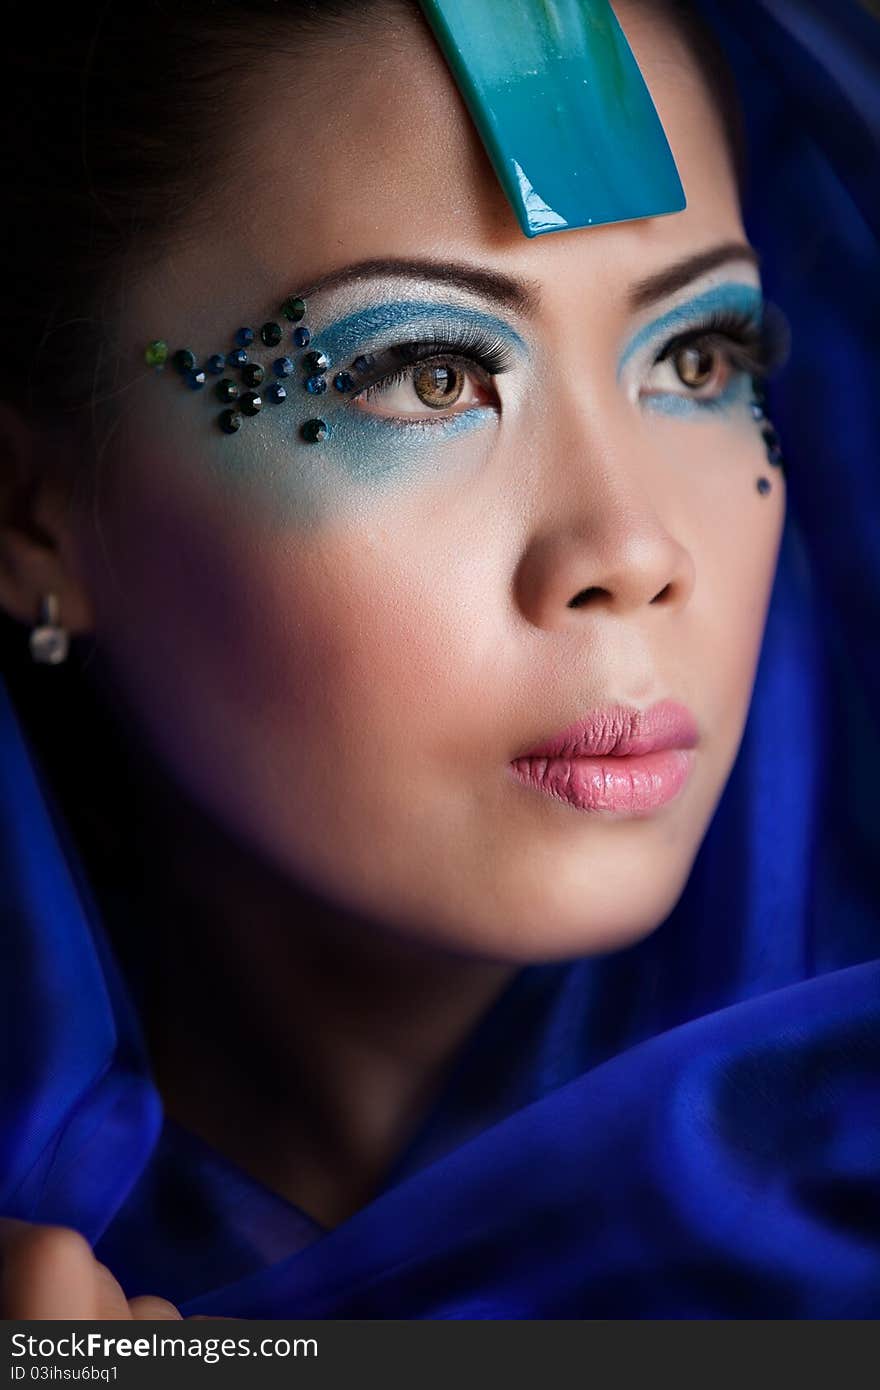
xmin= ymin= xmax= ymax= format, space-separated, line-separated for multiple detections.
xmin=0 ymin=1217 xmax=183 ymax=1319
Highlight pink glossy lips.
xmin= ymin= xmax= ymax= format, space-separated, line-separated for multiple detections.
xmin=510 ymin=699 xmax=698 ymax=815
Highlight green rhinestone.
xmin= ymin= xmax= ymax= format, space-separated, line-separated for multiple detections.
xmin=301 ymin=417 xmax=330 ymax=443
xmin=280 ymin=296 xmax=306 ymax=323
xmin=144 ymin=340 xmax=168 ymax=368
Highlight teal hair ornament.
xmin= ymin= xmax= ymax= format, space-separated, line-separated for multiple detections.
xmin=415 ymin=0 xmax=687 ymax=237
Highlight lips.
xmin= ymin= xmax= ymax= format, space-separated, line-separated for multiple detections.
xmin=512 ymin=699 xmax=699 ymax=761
xmin=509 ymin=699 xmax=699 ymax=816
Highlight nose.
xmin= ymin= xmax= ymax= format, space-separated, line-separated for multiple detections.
xmin=513 ymin=409 xmax=696 ymax=633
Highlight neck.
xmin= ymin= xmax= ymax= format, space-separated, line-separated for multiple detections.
xmin=83 ymin=670 xmax=517 ymax=1227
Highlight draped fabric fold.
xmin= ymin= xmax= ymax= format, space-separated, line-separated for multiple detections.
xmin=1 ymin=0 xmax=878 ymax=1317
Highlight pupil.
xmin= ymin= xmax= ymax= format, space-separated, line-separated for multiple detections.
xmin=413 ymin=362 xmax=464 ymax=409
xmin=676 ymin=344 xmax=715 ymax=387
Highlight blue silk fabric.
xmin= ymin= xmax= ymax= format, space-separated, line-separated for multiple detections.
xmin=1 ymin=0 xmax=878 ymax=1318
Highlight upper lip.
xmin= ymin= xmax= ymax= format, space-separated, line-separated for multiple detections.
xmin=512 ymin=699 xmax=699 ymax=761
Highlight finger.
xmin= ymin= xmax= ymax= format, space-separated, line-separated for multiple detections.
xmin=1 ymin=1223 xmax=98 ymax=1319
xmin=93 ymin=1262 xmax=137 ymax=1319
xmin=129 ymin=1294 xmax=183 ymax=1320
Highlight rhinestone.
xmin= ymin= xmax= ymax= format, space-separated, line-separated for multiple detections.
xmin=761 ymin=424 xmax=779 ymax=448
xmin=235 ymin=327 xmax=255 ymax=347
xmin=273 ymin=356 xmax=295 ymax=377
xmin=172 ymin=348 xmax=197 ymax=374
xmin=226 ymin=348 xmax=248 ymax=368
xmin=216 ymin=378 xmax=240 ymax=403
xmin=241 ymin=362 xmax=265 ymax=387
xmin=301 ymin=417 xmax=330 ymax=443
xmin=304 ymin=374 xmax=328 ymax=394
xmin=292 ymin=326 xmax=311 ymax=348
xmin=333 ymin=371 xmax=355 ymax=393
xmin=353 ymin=353 xmax=375 ymax=374
xmin=29 ymin=625 xmax=69 ymax=664
xmin=750 ymin=401 xmax=765 ymax=420
xmin=756 ymin=477 xmax=772 ymax=495
xmin=265 ymin=381 xmax=287 ymax=404
xmin=185 ymin=367 xmax=207 ymax=389
xmin=767 ymin=446 xmax=784 ymax=467
xmin=206 ymin=354 xmax=226 ymax=375
xmin=218 ymin=408 xmax=242 ymax=434
xmin=240 ymin=391 xmax=263 ymax=416
xmin=280 ymin=296 xmax=306 ymax=322
xmin=261 ymin=321 xmax=283 ymax=347
xmin=144 ymin=340 xmax=168 ymax=368
xmin=302 ymin=350 xmax=330 ymax=374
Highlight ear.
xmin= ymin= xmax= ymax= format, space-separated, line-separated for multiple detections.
xmin=0 ymin=402 xmax=96 ymax=636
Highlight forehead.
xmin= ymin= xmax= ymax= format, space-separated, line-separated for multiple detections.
xmin=181 ymin=3 xmax=743 ymax=310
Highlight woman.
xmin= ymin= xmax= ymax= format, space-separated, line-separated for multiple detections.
xmin=0 ymin=0 xmax=878 ymax=1318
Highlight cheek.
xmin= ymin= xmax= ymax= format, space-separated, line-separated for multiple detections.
xmin=679 ymin=413 xmax=785 ymax=753
xmin=82 ymin=431 xmax=494 ymax=838
xmin=133 ymin=349 xmax=500 ymax=530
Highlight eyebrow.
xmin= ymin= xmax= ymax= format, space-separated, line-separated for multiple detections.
xmin=294 ymin=257 xmax=540 ymax=316
xmin=293 ymin=241 xmax=761 ymax=320
xmin=627 ymin=241 xmax=761 ymax=310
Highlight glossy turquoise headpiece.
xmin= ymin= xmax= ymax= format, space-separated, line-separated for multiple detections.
xmin=415 ymin=0 xmax=687 ymax=237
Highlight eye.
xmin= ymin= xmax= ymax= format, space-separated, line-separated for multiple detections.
xmin=636 ymin=306 xmax=777 ymax=410
xmin=349 ymin=354 xmax=499 ymax=422
xmin=672 ymin=341 xmax=722 ymax=388
xmin=642 ymin=333 xmax=735 ymax=402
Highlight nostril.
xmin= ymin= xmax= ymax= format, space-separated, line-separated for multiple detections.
xmin=567 ymin=587 xmax=606 ymax=609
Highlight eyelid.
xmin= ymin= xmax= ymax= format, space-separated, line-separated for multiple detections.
xmin=346 ymin=342 xmax=509 ymax=404
xmin=311 ymin=300 xmax=529 ymax=367
xmin=650 ymin=310 xmax=785 ymax=388
xmin=653 ymin=319 xmax=760 ymax=363
xmin=617 ymin=283 xmax=764 ymax=379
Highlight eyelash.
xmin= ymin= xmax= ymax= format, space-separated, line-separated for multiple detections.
xmin=343 ymin=306 xmax=785 ymax=423
xmin=650 ymin=307 xmax=786 ymax=387
xmin=345 ymin=325 xmax=516 ymax=422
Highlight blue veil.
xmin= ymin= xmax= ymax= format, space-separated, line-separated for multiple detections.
xmin=1 ymin=0 xmax=878 ymax=1317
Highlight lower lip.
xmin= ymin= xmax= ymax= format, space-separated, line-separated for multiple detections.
xmin=509 ymin=748 xmax=695 ymax=815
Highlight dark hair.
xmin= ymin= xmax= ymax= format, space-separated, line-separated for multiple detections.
xmin=651 ymin=0 xmax=748 ymax=191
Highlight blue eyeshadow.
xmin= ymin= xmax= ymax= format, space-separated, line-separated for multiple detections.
xmin=641 ymin=370 xmax=754 ymax=418
xmin=617 ymin=281 xmax=764 ymax=380
xmin=310 ymin=300 xmax=528 ymax=364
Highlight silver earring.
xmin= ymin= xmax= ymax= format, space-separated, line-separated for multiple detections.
xmin=29 ymin=592 xmax=70 ymax=665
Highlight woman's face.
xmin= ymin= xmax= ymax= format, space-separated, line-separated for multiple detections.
xmin=69 ymin=0 xmax=784 ymax=962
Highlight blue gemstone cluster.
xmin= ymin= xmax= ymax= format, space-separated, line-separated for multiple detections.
xmin=149 ymin=292 xmax=332 ymax=444
xmin=751 ymin=377 xmax=784 ymax=495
